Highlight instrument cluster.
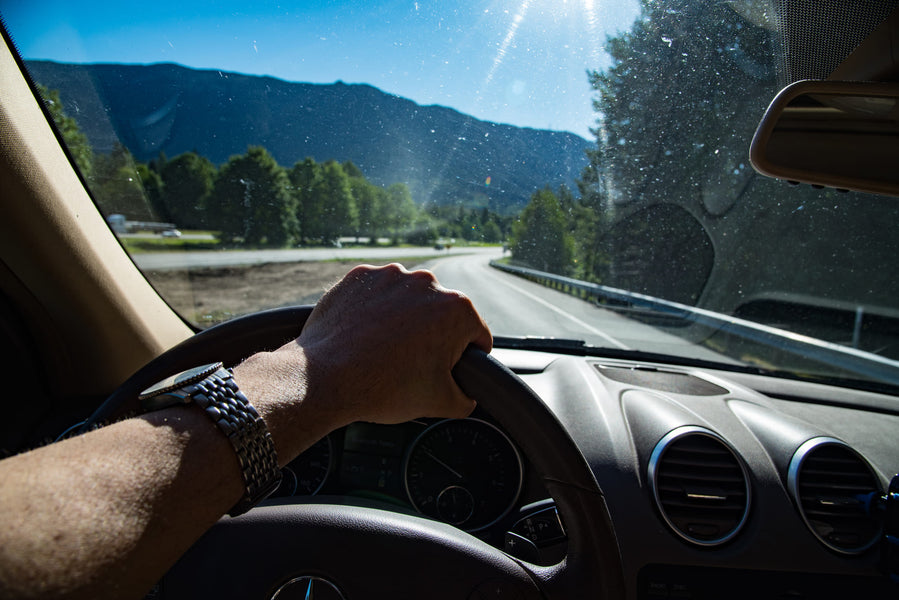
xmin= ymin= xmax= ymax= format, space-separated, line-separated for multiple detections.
xmin=272 ymin=416 xmax=524 ymax=533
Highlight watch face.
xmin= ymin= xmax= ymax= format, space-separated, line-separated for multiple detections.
xmin=138 ymin=362 xmax=223 ymax=400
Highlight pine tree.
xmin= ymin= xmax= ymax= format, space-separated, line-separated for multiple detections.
xmin=510 ymin=188 xmax=574 ymax=274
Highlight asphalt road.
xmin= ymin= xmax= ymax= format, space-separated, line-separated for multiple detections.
xmin=419 ymin=253 xmax=735 ymax=362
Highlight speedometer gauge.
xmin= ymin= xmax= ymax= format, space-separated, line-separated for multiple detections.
xmin=404 ymin=418 xmax=523 ymax=531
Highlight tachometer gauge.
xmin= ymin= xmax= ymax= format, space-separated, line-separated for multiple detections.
xmin=276 ymin=435 xmax=333 ymax=497
xmin=404 ymin=418 xmax=523 ymax=531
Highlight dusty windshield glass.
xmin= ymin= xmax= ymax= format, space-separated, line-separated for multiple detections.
xmin=3 ymin=1 xmax=898 ymax=388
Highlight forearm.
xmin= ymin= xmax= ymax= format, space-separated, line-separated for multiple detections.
xmin=0 ymin=347 xmax=327 ymax=600
xmin=0 ymin=406 xmax=244 ymax=599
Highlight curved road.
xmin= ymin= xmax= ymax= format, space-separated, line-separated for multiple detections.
xmin=419 ymin=253 xmax=733 ymax=362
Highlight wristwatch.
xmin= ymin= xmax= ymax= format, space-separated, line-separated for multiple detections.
xmin=139 ymin=362 xmax=282 ymax=516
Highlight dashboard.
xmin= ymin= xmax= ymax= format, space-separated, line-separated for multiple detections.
xmin=265 ymin=413 xmax=567 ymax=564
xmin=265 ymin=347 xmax=899 ymax=598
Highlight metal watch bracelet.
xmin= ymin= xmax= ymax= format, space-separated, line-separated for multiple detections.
xmin=185 ymin=368 xmax=282 ymax=516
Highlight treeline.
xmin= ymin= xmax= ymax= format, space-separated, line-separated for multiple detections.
xmin=507 ymin=183 xmax=605 ymax=282
xmin=39 ymin=84 xmax=513 ymax=247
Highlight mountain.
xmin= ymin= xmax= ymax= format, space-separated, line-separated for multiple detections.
xmin=26 ymin=60 xmax=592 ymax=213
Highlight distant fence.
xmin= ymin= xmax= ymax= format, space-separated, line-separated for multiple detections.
xmin=488 ymin=260 xmax=899 ymax=385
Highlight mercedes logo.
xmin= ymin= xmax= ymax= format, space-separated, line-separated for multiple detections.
xmin=271 ymin=575 xmax=346 ymax=600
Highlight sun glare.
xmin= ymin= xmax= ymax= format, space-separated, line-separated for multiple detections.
xmin=484 ymin=0 xmax=531 ymax=86
xmin=484 ymin=0 xmax=608 ymax=89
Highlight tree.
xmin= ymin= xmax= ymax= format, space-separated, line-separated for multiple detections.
xmin=38 ymin=87 xmax=156 ymax=222
xmin=405 ymin=214 xmax=438 ymax=246
xmin=288 ymin=157 xmax=320 ymax=243
xmin=136 ymin=163 xmax=166 ymax=221
xmin=589 ymin=1 xmax=774 ymax=211
xmin=510 ymin=188 xmax=574 ymax=274
xmin=481 ymin=220 xmax=503 ymax=244
xmin=350 ymin=176 xmax=383 ymax=243
xmin=576 ymin=0 xmax=778 ymax=289
xmin=160 ymin=152 xmax=216 ymax=229
xmin=37 ymin=85 xmax=93 ymax=179
xmin=308 ymin=160 xmax=356 ymax=244
xmin=92 ymin=143 xmax=155 ymax=219
xmin=381 ymin=182 xmax=416 ymax=243
xmin=209 ymin=147 xmax=296 ymax=246
xmin=341 ymin=160 xmax=365 ymax=179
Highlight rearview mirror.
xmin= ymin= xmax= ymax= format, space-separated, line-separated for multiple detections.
xmin=750 ymin=80 xmax=899 ymax=197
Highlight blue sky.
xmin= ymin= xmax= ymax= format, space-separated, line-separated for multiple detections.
xmin=1 ymin=0 xmax=641 ymax=139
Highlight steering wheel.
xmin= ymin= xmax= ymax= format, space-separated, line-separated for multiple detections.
xmin=84 ymin=307 xmax=625 ymax=599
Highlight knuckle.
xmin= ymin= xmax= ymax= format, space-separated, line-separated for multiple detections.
xmin=346 ymin=264 xmax=376 ymax=280
xmin=409 ymin=267 xmax=437 ymax=283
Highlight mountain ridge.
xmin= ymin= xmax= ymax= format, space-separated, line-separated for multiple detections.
xmin=26 ymin=60 xmax=593 ymax=213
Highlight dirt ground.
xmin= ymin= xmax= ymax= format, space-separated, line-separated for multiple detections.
xmin=144 ymin=259 xmax=424 ymax=328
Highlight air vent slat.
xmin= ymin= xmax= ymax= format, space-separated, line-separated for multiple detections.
xmin=804 ymin=507 xmax=869 ymax=519
xmin=661 ymin=457 xmax=740 ymax=469
xmin=649 ymin=427 xmax=750 ymax=546
xmin=658 ymin=470 xmax=744 ymax=484
xmin=788 ymin=438 xmax=882 ymax=555
xmin=801 ymin=470 xmax=874 ymax=482
xmin=669 ymin=444 xmax=727 ymax=457
xmin=801 ymin=482 xmax=874 ymax=493
xmin=662 ymin=501 xmax=747 ymax=512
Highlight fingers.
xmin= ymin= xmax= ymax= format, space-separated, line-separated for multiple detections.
xmin=296 ymin=263 xmax=492 ymax=425
xmin=316 ymin=263 xmax=491 ymax=352
xmin=444 ymin=387 xmax=478 ymax=419
xmin=449 ymin=289 xmax=493 ymax=355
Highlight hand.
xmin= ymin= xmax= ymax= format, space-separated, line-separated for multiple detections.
xmin=233 ymin=264 xmax=492 ymax=461
xmin=301 ymin=263 xmax=492 ymax=423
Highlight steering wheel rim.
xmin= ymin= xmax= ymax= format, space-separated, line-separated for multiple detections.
xmin=87 ymin=306 xmax=624 ymax=599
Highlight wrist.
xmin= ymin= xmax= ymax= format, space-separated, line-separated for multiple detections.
xmin=139 ymin=365 xmax=281 ymax=516
xmin=231 ymin=344 xmax=342 ymax=466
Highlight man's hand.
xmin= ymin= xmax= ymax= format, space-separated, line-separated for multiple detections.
xmin=303 ymin=263 xmax=492 ymax=424
xmin=233 ymin=264 xmax=492 ymax=462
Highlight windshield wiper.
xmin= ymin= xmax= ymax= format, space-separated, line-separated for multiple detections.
xmin=493 ymin=336 xmax=589 ymax=355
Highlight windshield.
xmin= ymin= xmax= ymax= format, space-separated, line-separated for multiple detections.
xmin=3 ymin=1 xmax=898 ymax=390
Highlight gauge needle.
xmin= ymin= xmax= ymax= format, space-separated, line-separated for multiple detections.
xmin=425 ymin=450 xmax=463 ymax=479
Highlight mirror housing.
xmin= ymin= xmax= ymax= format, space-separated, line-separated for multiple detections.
xmin=750 ymin=80 xmax=899 ymax=197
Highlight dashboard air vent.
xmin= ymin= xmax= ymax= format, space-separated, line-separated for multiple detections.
xmin=788 ymin=437 xmax=882 ymax=554
xmin=649 ymin=426 xmax=751 ymax=546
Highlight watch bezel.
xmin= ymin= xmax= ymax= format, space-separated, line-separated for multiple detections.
xmin=138 ymin=362 xmax=224 ymax=402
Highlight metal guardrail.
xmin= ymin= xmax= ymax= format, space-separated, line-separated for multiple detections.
xmin=490 ymin=261 xmax=692 ymax=325
xmin=489 ymin=260 xmax=899 ymax=386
